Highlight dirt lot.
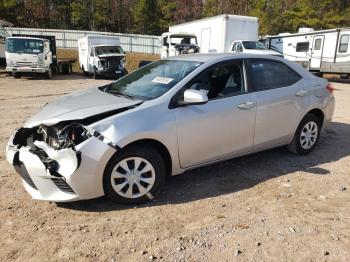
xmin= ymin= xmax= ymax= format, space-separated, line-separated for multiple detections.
xmin=0 ymin=73 xmax=349 ymax=262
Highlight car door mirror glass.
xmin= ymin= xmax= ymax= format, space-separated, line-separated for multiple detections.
xmin=183 ymin=89 xmax=208 ymax=105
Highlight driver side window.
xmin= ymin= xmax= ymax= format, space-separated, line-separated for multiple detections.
xmin=188 ymin=61 xmax=246 ymax=100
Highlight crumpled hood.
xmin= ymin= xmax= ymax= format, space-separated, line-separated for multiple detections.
xmin=25 ymin=87 xmax=141 ymax=128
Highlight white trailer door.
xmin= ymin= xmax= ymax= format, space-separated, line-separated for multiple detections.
xmin=201 ymin=28 xmax=211 ymax=53
xmin=310 ymin=35 xmax=325 ymax=69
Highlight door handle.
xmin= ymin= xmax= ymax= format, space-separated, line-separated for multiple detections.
xmin=295 ymin=90 xmax=309 ymax=97
xmin=238 ymin=101 xmax=256 ymax=110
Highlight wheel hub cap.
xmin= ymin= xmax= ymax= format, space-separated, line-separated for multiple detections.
xmin=300 ymin=121 xmax=318 ymax=150
xmin=110 ymin=157 xmax=155 ymax=199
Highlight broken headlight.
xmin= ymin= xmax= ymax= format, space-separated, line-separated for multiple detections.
xmin=38 ymin=123 xmax=92 ymax=150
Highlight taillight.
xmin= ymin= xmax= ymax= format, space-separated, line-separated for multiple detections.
xmin=326 ymin=83 xmax=335 ymax=93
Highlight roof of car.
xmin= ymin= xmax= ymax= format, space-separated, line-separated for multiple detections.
xmin=167 ymin=53 xmax=282 ymax=63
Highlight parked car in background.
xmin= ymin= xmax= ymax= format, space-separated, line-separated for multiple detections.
xmin=6 ymin=53 xmax=335 ymax=204
xmin=229 ymin=40 xmax=282 ymax=56
xmin=78 ymin=35 xmax=127 ymax=79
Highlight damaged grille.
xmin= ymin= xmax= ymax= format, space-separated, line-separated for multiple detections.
xmin=51 ymin=177 xmax=75 ymax=194
xmin=14 ymin=162 xmax=38 ymax=190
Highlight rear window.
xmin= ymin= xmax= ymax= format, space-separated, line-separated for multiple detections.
xmin=247 ymin=59 xmax=302 ymax=91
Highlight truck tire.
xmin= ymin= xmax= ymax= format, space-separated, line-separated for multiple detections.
xmin=82 ymin=65 xmax=89 ymax=76
xmin=62 ymin=63 xmax=70 ymax=75
xmin=46 ymin=67 xmax=53 ymax=79
xmin=12 ymin=72 xmax=21 ymax=78
xmin=93 ymin=68 xmax=99 ymax=79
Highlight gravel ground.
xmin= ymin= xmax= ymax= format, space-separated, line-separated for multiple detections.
xmin=0 ymin=73 xmax=349 ymax=262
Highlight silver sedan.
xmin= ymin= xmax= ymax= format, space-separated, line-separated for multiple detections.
xmin=6 ymin=53 xmax=335 ymax=203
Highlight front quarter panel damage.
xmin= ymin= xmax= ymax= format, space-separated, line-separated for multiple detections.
xmin=6 ymin=122 xmax=117 ymax=202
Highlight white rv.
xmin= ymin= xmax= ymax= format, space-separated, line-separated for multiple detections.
xmin=78 ymin=35 xmax=126 ymax=79
xmin=264 ymin=28 xmax=350 ymax=77
xmin=163 ymin=14 xmax=259 ymax=56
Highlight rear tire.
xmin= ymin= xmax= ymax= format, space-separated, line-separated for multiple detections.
xmin=288 ymin=113 xmax=321 ymax=155
xmin=340 ymin=74 xmax=349 ymax=79
xmin=103 ymin=145 xmax=166 ymax=204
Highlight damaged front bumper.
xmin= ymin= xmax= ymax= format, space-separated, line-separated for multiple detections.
xmin=6 ymin=125 xmax=116 ymax=202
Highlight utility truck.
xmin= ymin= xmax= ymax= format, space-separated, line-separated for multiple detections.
xmin=160 ymin=33 xmax=200 ymax=59
xmin=161 ymin=14 xmax=259 ymax=58
xmin=5 ymin=34 xmax=75 ymax=78
xmin=78 ymin=35 xmax=127 ymax=79
xmin=263 ymin=27 xmax=350 ymax=78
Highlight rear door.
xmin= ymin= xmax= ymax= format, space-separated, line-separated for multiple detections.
xmin=246 ymin=59 xmax=311 ymax=150
xmin=174 ymin=60 xmax=257 ymax=168
xmin=310 ymin=35 xmax=325 ymax=69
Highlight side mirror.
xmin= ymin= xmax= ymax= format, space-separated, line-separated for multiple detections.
xmin=182 ymin=89 xmax=208 ymax=105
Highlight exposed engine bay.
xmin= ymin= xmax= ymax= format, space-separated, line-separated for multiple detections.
xmin=98 ymin=55 xmax=125 ymax=71
xmin=174 ymin=43 xmax=200 ymax=55
xmin=7 ymin=121 xmax=117 ymax=185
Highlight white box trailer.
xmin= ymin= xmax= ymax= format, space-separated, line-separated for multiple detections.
xmin=168 ymin=14 xmax=259 ymax=53
xmin=78 ymin=35 xmax=126 ymax=79
xmin=264 ymin=28 xmax=350 ymax=77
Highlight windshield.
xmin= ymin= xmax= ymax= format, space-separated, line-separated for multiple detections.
xmin=95 ymin=46 xmax=124 ymax=56
xmin=5 ymin=38 xmax=44 ymax=54
xmin=170 ymin=35 xmax=197 ymax=45
xmin=242 ymin=41 xmax=268 ymax=50
xmin=104 ymin=60 xmax=202 ymax=100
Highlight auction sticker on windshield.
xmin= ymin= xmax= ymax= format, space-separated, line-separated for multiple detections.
xmin=152 ymin=76 xmax=173 ymax=84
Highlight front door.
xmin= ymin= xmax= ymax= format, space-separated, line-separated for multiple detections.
xmin=310 ymin=35 xmax=325 ymax=69
xmin=174 ymin=60 xmax=256 ymax=168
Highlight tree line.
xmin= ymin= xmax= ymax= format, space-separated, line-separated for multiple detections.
xmin=0 ymin=0 xmax=349 ymax=36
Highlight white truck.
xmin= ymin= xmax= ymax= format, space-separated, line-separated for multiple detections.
xmin=5 ymin=34 xmax=75 ymax=78
xmin=160 ymin=32 xmax=200 ymax=59
xmin=78 ymin=35 xmax=127 ymax=79
xmin=6 ymin=36 xmax=54 ymax=78
xmin=263 ymin=27 xmax=350 ymax=78
xmin=162 ymin=14 xmax=259 ymax=57
xmin=229 ymin=40 xmax=282 ymax=56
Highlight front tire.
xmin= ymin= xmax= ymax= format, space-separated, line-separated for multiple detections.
xmin=103 ymin=145 xmax=166 ymax=204
xmin=93 ymin=68 xmax=99 ymax=79
xmin=46 ymin=66 xmax=52 ymax=79
xmin=288 ymin=113 xmax=321 ymax=155
xmin=12 ymin=72 xmax=21 ymax=78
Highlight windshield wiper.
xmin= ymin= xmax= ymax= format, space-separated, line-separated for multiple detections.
xmin=107 ymin=90 xmax=137 ymax=100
